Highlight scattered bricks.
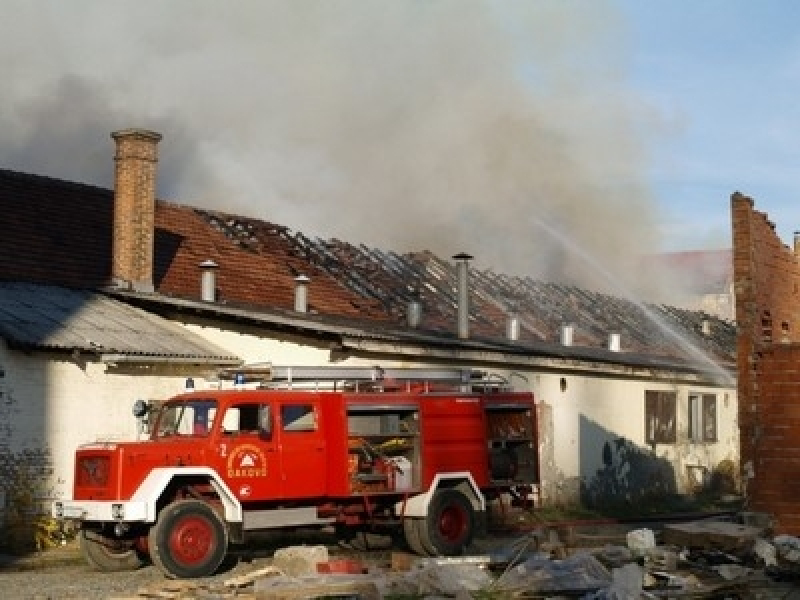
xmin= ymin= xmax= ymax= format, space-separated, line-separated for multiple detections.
xmin=316 ymin=558 xmax=368 ymax=574
xmin=390 ymin=551 xmax=415 ymax=571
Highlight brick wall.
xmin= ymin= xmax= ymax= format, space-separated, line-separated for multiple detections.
xmin=111 ymin=129 xmax=162 ymax=292
xmin=732 ymin=191 xmax=800 ymax=534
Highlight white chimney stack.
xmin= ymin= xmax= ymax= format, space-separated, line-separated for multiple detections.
xmin=199 ymin=260 xmax=219 ymax=302
xmin=608 ymin=332 xmax=621 ymax=352
xmin=560 ymin=324 xmax=574 ymax=346
xmin=294 ymin=275 xmax=310 ymax=312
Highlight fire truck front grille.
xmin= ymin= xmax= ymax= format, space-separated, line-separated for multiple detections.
xmin=76 ymin=456 xmax=110 ymax=487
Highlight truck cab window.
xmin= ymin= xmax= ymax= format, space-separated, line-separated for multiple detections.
xmin=154 ymin=399 xmax=216 ymax=438
xmin=221 ymin=404 xmax=270 ymax=436
xmin=281 ymin=404 xmax=316 ymax=431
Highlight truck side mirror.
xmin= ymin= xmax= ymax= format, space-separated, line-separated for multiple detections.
xmin=132 ymin=399 xmax=150 ymax=418
xmin=260 ymin=405 xmax=272 ymax=437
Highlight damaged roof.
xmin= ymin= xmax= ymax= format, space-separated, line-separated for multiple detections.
xmin=0 ymin=282 xmax=240 ymax=364
xmin=0 ymin=167 xmax=735 ymax=366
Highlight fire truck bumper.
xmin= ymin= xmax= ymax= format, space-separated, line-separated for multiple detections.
xmin=52 ymin=500 xmax=150 ymax=523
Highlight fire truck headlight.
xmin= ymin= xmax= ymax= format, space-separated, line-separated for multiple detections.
xmin=111 ymin=504 xmax=124 ymax=520
xmin=54 ymin=502 xmax=64 ymax=518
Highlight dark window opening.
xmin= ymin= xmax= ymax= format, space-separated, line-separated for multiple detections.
xmin=645 ymin=390 xmax=676 ymax=444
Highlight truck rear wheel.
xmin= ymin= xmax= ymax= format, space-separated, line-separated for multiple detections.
xmin=418 ymin=489 xmax=474 ymax=556
xmin=403 ymin=517 xmax=431 ymax=556
xmin=148 ymin=499 xmax=229 ymax=579
xmin=80 ymin=529 xmax=145 ymax=572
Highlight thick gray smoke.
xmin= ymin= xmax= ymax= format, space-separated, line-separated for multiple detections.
xmin=2 ymin=0 xmax=668 ymax=296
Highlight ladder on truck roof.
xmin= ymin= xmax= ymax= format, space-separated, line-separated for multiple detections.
xmin=217 ymin=364 xmax=513 ymax=392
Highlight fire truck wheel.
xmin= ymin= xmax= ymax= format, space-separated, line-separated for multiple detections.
xmin=418 ymin=489 xmax=475 ymax=556
xmin=148 ymin=499 xmax=229 ymax=579
xmin=402 ymin=518 xmax=432 ymax=556
xmin=80 ymin=529 xmax=145 ymax=572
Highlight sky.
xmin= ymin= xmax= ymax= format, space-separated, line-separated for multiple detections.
xmin=2 ymin=1 xmax=799 ymax=297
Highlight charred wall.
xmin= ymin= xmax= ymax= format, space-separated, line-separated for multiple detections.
xmin=732 ymin=192 xmax=800 ymax=534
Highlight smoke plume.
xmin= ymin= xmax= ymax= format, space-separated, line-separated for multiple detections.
xmin=1 ymin=0 xmax=668 ymax=296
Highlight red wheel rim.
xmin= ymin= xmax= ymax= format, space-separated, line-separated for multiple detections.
xmin=437 ymin=504 xmax=467 ymax=543
xmin=167 ymin=514 xmax=214 ymax=566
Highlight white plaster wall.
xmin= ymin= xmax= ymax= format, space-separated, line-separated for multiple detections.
xmin=0 ymin=342 xmax=198 ymax=508
xmin=182 ymin=323 xmax=741 ymax=504
xmin=0 ymin=318 xmax=740 ymax=513
xmin=527 ymin=371 xmax=738 ymax=505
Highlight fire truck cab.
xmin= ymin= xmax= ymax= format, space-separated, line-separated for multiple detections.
xmin=53 ymin=366 xmax=538 ymax=578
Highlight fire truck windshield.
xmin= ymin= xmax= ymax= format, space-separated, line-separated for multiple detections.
xmin=153 ymin=398 xmax=217 ymax=438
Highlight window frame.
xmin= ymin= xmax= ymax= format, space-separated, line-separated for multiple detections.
xmin=689 ymin=393 xmax=717 ymax=443
xmin=645 ymin=390 xmax=677 ymax=444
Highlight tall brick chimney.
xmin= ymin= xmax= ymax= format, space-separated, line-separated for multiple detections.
xmin=111 ymin=128 xmax=162 ymax=292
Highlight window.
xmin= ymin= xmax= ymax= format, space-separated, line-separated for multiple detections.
xmin=645 ymin=390 xmax=676 ymax=444
xmin=689 ymin=393 xmax=717 ymax=442
xmin=221 ymin=404 xmax=270 ymax=436
xmin=281 ymin=404 xmax=316 ymax=432
xmin=154 ymin=399 xmax=217 ymax=438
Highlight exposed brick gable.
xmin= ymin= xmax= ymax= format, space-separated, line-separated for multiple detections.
xmin=732 ymin=191 xmax=800 ymax=535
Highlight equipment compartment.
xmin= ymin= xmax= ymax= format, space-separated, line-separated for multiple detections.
xmin=485 ymin=405 xmax=537 ymax=484
xmin=346 ymin=408 xmax=419 ymax=493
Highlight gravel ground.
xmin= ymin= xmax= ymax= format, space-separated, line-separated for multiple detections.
xmin=0 ymin=545 xmax=279 ymax=600
xmin=0 ymin=522 xmax=638 ymax=599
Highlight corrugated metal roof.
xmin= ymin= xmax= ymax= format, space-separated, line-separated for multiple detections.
xmin=0 ymin=282 xmax=241 ymax=363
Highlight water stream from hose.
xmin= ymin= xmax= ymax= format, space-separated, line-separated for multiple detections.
xmin=530 ymin=215 xmax=734 ymax=386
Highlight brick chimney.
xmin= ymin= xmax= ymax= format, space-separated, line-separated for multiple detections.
xmin=111 ymin=128 xmax=162 ymax=292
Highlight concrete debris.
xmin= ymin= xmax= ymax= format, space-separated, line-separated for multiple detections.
xmin=774 ymin=534 xmax=800 ymax=563
xmin=270 ymin=544 xmax=328 ymax=576
xmin=625 ymin=528 xmax=656 ymax=558
xmin=111 ymin=516 xmax=800 ymax=599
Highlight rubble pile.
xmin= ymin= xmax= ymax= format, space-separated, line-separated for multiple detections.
xmin=111 ymin=513 xmax=800 ymax=599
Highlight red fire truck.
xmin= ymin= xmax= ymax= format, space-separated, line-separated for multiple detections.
xmin=53 ymin=366 xmax=538 ymax=579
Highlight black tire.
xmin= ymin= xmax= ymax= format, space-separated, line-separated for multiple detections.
xmin=418 ymin=489 xmax=475 ymax=556
xmin=402 ymin=517 xmax=432 ymax=556
xmin=80 ymin=529 xmax=144 ymax=572
xmin=148 ymin=499 xmax=229 ymax=579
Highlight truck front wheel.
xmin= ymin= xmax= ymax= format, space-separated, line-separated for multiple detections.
xmin=80 ymin=529 xmax=145 ymax=572
xmin=418 ymin=489 xmax=474 ymax=556
xmin=148 ymin=499 xmax=229 ymax=579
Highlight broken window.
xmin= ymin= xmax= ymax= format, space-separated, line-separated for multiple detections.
xmin=689 ymin=393 xmax=717 ymax=442
xmin=645 ymin=390 xmax=676 ymax=444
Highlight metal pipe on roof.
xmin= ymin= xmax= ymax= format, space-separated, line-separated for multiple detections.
xmin=407 ymin=297 xmax=422 ymax=329
xmin=199 ymin=259 xmax=219 ymax=302
xmin=561 ymin=324 xmax=574 ymax=346
xmin=294 ymin=275 xmax=311 ymax=313
xmin=608 ymin=332 xmax=621 ymax=352
xmin=507 ymin=314 xmax=520 ymax=342
xmin=453 ymin=253 xmax=472 ymax=340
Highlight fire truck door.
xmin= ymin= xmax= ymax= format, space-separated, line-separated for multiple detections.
xmin=276 ymin=401 xmax=326 ymax=498
xmin=216 ymin=402 xmax=281 ymax=502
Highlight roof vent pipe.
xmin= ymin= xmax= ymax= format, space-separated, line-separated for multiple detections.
xmin=199 ymin=260 xmax=219 ymax=302
xmin=608 ymin=332 xmax=621 ymax=352
xmin=294 ymin=275 xmax=310 ymax=313
xmin=507 ymin=314 xmax=520 ymax=342
xmin=701 ymin=319 xmax=712 ymax=336
xmin=794 ymin=231 xmax=800 ymax=256
xmin=452 ymin=253 xmax=473 ymax=339
xmin=407 ymin=293 xmax=422 ymax=329
xmin=560 ymin=324 xmax=574 ymax=346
